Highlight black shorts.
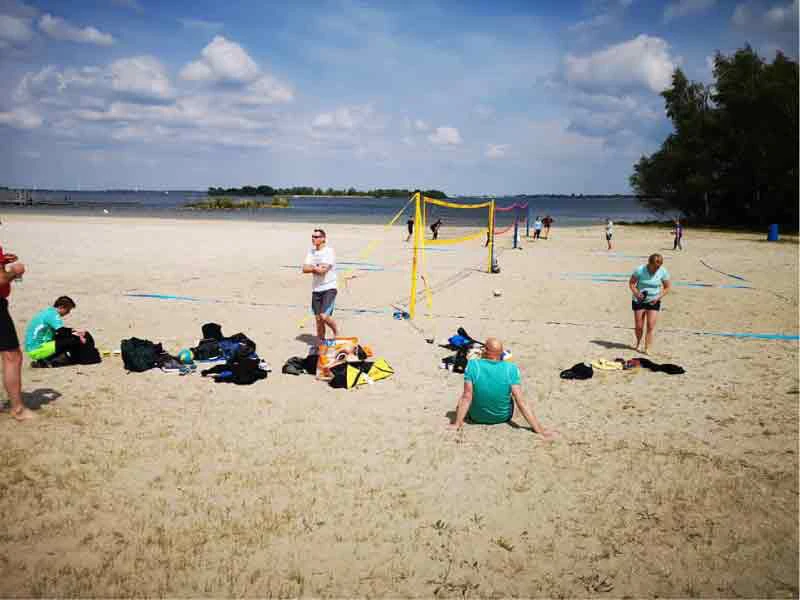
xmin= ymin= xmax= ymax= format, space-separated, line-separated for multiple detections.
xmin=0 ymin=298 xmax=20 ymax=351
xmin=606 ymin=233 xmax=613 ymax=241
xmin=632 ymin=299 xmax=661 ymax=311
xmin=311 ymin=289 xmax=337 ymax=316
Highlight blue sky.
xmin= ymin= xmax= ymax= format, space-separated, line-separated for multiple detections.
xmin=0 ymin=0 xmax=796 ymax=193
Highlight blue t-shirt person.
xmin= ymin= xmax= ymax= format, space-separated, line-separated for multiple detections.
xmin=464 ymin=358 xmax=521 ymax=424
xmin=631 ymin=264 xmax=670 ymax=302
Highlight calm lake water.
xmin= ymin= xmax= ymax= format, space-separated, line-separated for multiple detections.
xmin=2 ymin=190 xmax=665 ymax=227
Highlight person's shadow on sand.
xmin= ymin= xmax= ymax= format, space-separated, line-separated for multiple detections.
xmin=590 ymin=339 xmax=634 ymax=351
xmin=295 ymin=334 xmax=318 ymax=345
xmin=23 ymin=388 xmax=62 ymax=410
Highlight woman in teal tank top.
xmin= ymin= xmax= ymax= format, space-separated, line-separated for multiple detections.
xmin=628 ymin=253 xmax=671 ymax=354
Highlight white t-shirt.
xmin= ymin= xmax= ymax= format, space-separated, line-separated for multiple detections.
xmin=304 ymin=246 xmax=337 ymax=292
xmin=606 ymin=221 xmax=614 ymax=235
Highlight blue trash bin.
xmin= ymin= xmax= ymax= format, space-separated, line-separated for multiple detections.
xmin=768 ymin=224 xmax=779 ymax=241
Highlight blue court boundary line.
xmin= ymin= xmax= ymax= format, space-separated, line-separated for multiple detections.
xmin=697 ymin=332 xmax=799 ymax=340
xmin=700 ymin=260 xmax=748 ymax=281
xmin=124 ymin=293 xmax=388 ymax=315
xmin=561 ymin=274 xmax=753 ymax=289
xmin=545 ymin=320 xmax=799 ymax=341
xmin=125 ymin=294 xmax=797 ymax=340
xmin=280 ymin=264 xmax=390 ymax=272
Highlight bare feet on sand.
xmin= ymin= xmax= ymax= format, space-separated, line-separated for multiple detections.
xmin=11 ymin=407 xmax=34 ymax=421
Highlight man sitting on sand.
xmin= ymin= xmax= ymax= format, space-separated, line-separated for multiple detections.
xmin=448 ymin=337 xmax=557 ymax=439
xmin=25 ymin=296 xmax=86 ymax=367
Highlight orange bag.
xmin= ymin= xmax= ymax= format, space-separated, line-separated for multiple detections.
xmin=316 ymin=337 xmax=360 ymax=380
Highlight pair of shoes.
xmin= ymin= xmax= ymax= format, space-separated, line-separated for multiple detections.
xmin=30 ymin=359 xmax=52 ymax=368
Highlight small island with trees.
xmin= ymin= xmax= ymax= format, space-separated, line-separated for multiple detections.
xmin=187 ymin=187 xmax=448 ymax=210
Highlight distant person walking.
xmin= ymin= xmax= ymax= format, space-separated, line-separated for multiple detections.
xmin=629 ymin=253 xmax=671 ymax=354
xmin=302 ymin=228 xmax=338 ymax=342
xmin=533 ymin=216 xmax=543 ymax=240
xmin=406 ymin=215 xmax=414 ymax=242
xmin=672 ymin=218 xmax=683 ymax=250
xmin=605 ymin=219 xmax=614 ymax=250
xmin=430 ymin=218 xmax=443 ymax=240
xmin=542 ymin=215 xmax=554 ymax=239
xmin=0 ymin=243 xmax=31 ymax=421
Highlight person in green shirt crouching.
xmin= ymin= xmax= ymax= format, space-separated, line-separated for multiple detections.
xmin=25 ymin=296 xmax=86 ymax=367
xmin=448 ymin=337 xmax=557 ymax=440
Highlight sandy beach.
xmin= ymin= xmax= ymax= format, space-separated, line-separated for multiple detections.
xmin=0 ymin=213 xmax=797 ymax=597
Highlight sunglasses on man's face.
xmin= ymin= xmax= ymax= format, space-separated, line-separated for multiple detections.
xmin=311 ymin=235 xmax=323 ymax=239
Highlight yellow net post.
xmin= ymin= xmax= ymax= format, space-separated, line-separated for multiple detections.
xmin=409 ymin=191 xmax=422 ymax=319
xmin=487 ymin=200 xmax=495 ymax=272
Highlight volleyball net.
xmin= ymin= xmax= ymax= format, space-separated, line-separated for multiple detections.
xmin=408 ymin=192 xmax=496 ymax=319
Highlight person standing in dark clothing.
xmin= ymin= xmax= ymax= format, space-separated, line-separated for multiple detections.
xmin=430 ymin=219 xmax=443 ymax=240
xmin=0 ymin=243 xmax=31 ymax=421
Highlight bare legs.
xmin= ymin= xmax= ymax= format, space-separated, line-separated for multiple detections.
xmin=633 ymin=309 xmax=658 ymax=354
xmin=643 ymin=310 xmax=659 ymax=353
xmin=315 ymin=314 xmax=338 ymax=341
xmin=1 ymin=348 xmax=32 ymax=420
xmin=633 ymin=309 xmax=645 ymax=351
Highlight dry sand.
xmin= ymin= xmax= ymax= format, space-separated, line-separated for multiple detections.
xmin=0 ymin=213 xmax=797 ymax=597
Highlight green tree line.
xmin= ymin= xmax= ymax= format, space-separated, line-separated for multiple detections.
xmin=630 ymin=46 xmax=798 ymax=227
xmin=207 ymin=186 xmax=447 ymax=199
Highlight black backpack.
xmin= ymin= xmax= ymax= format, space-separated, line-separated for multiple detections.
xmin=121 ymin=337 xmax=161 ymax=372
xmin=72 ymin=331 xmax=102 ymax=365
xmin=202 ymin=356 xmax=267 ymax=385
xmin=191 ymin=338 xmax=221 ymax=360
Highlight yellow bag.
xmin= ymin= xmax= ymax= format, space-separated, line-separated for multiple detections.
xmin=330 ymin=357 xmax=394 ymax=389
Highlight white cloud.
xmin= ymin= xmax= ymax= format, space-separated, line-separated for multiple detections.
xmin=109 ymin=56 xmax=173 ymax=101
xmin=413 ymin=119 xmax=429 ymax=131
xmin=732 ymin=3 xmax=752 ymax=24
xmin=239 ymin=75 xmax=293 ymax=105
xmin=732 ymin=0 xmax=798 ymax=30
xmin=180 ymin=35 xmax=259 ymax=83
xmin=38 ymin=13 xmax=114 ymax=45
xmin=0 ymin=106 xmax=42 ymax=129
xmin=0 ymin=13 xmax=32 ymax=45
xmin=485 ymin=144 xmax=509 ymax=159
xmin=524 ymin=119 xmax=607 ymax=161
xmin=764 ymin=0 xmax=798 ymax=29
xmin=428 ymin=126 xmax=462 ymax=145
xmin=568 ymin=13 xmax=613 ymax=32
xmin=664 ymin=0 xmax=716 ymax=22
xmin=180 ymin=18 xmax=223 ymax=31
xmin=564 ymin=34 xmax=677 ymax=93
xmin=473 ymin=105 xmax=495 ymax=119
xmin=312 ymin=106 xmax=372 ymax=130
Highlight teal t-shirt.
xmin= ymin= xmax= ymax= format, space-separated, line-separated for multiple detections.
xmin=632 ymin=264 xmax=670 ymax=302
xmin=464 ymin=358 xmax=521 ymax=424
xmin=24 ymin=307 xmax=63 ymax=352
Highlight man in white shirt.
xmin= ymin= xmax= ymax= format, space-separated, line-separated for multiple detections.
xmin=303 ymin=228 xmax=338 ymax=341
xmin=605 ymin=219 xmax=614 ymax=250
